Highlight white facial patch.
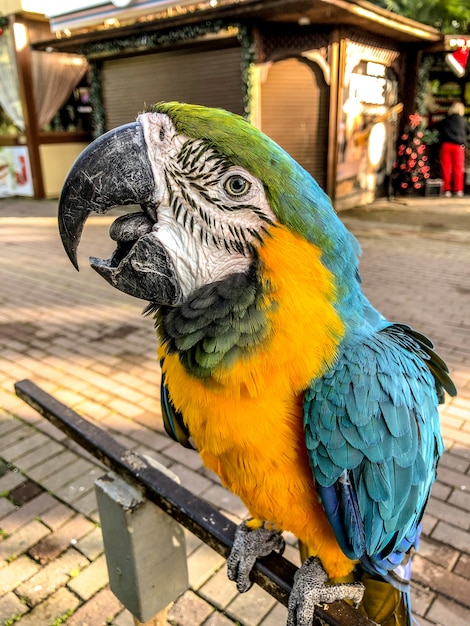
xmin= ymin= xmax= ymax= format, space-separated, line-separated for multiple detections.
xmin=138 ymin=111 xmax=277 ymax=300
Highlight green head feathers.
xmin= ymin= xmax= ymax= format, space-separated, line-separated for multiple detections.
xmin=153 ymin=102 xmax=333 ymax=239
xmin=152 ymin=101 xmax=361 ymax=303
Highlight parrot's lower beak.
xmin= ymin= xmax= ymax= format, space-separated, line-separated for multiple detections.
xmin=58 ymin=121 xmax=183 ymax=305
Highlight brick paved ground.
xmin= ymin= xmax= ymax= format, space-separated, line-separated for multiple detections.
xmin=0 ymin=195 xmax=469 ymax=626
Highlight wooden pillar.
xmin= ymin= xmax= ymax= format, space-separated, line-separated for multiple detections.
xmin=401 ymin=44 xmax=422 ymax=128
xmin=326 ymin=29 xmax=342 ymax=202
xmin=11 ymin=14 xmax=45 ymax=198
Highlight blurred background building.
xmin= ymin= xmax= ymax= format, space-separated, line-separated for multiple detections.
xmin=1 ymin=1 xmax=465 ymax=207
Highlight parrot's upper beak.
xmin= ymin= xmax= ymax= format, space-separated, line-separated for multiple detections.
xmin=59 ymin=122 xmax=154 ymax=269
xmin=58 ymin=121 xmax=183 ymax=305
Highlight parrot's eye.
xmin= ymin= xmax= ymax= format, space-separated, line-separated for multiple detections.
xmin=223 ymin=175 xmax=251 ymax=198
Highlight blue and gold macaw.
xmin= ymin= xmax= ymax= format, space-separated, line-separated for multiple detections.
xmin=58 ymin=103 xmax=456 ymax=626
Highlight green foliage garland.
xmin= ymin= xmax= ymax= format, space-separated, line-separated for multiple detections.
xmin=237 ymin=23 xmax=256 ymax=118
xmin=89 ymin=62 xmax=104 ymax=139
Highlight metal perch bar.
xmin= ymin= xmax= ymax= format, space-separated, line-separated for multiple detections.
xmin=15 ymin=378 xmax=374 ymax=626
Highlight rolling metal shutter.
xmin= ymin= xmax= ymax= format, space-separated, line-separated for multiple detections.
xmin=102 ymin=45 xmax=244 ymax=131
xmin=260 ymin=57 xmax=329 ymax=189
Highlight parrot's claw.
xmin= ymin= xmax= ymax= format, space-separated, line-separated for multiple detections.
xmin=287 ymin=557 xmax=365 ymax=626
xmin=227 ymin=520 xmax=285 ymax=593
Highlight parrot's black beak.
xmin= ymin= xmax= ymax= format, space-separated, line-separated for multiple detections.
xmin=58 ymin=121 xmax=183 ymax=305
xmin=58 ymin=122 xmax=155 ymax=269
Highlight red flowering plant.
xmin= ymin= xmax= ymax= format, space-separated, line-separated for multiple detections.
xmin=392 ymin=113 xmax=432 ymax=195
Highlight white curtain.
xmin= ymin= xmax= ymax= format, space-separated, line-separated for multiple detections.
xmin=0 ymin=27 xmax=25 ymax=131
xmin=32 ymin=51 xmax=88 ymax=130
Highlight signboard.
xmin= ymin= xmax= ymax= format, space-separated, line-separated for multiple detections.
xmin=0 ymin=146 xmax=33 ymax=197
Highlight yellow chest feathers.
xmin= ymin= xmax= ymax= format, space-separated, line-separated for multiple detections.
xmin=159 ymin=225 xmax=344 ymax=464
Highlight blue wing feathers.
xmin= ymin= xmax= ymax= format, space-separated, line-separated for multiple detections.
xmin=304 ymin=323 xmax=452 ymax=582
xmin=160 ymin=359 xmax=195 ymax=449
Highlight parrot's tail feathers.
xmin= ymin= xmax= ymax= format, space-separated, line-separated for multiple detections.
xmin=388 ymin=557 xmax=412 ymax=589
xmin=386 ymin=324 xmax=457 ymax=400
xmin=359 ymin=574 xmax=412 ymax=626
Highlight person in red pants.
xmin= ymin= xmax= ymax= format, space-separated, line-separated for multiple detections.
xmin=439 ymin=101 xmax=469 ymax=197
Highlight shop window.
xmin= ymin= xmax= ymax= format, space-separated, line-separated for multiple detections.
xmin=43 ymin=78 xmax=92 ymax=134
xmin=0 ymin=106 xmax=19 ymax=135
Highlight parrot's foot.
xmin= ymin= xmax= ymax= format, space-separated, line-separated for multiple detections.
xmin=227 ymin=520 xmax=285 ymax=592
xmin=287 ymin=557 xmax=365 ymax=626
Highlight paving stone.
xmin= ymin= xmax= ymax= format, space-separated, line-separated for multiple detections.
xmin=0 ymin=495 xmax=16 ymax=519
xmin=429 ymin=481 xmax=451 ymax=501
xmin=421 ymin=513 xmax=438 ymax=537
xmin=0 ymin=469 xmax=26 ymax=494
xmin=74 ymin=399 xmax=110 ymax=421
xmin=67 ymin=553 xmax=109 ymax=600
xmin=109 ymin=382 xmax=146 ymax=406
xmin=25 ymin=449 xmax=80 ymax=482
xmin=412 ymin=554 xmax=470 ymax=608
xmin=40 ymin=458 xmax=98 ymax=492
xmin=97 ymin=414 xmax=139 ymax=439
xmin=417 ymin=537 xmax=458 ymax=570
xmin=448 ymin=487 xmax=470 ymax=512
xmin=66 ymin=586 xmax=123 ymax=625
xmin=0 ymin=519 xmax=50 ymax=562
xmin=446 ymin=405 xmax=470 ymax=421
xmin=16 ymin=547 xmax=88 ymax=605
xmin=111 ymin=608 xmax=135 ymax=626
xmin=0 ymin=417 xmax=23 ymax=439
xmin=440 ymin=426 xmax=470 ymax=449
xmin=167 ymin=590 xmax=213 ymax=626
xmin=425 ymin=497 xmax=470 ymax=531
xmin=199 ymin=566 xmax=238 ymax=610
xmin=0 ymin=492 xmax=57 ymax=536
xmin=108 ymin=398 xmax=143 ymax=419
xmin=258 ymin=602 xmax=288 ymax=626
xmin=15 ymin=586 xmax=80 ymax=626
xmin=125 ymin=424 xmax=168 ymax=449
xmin=203 ymin=611 xmax=237 ymax=625
xmin=28 ymin=515 xmax=95 ymax=564
xmin=40 ymin=500 xmax=76 ymax=531
xmin=170 ymin=463 xmax=213 ymax=497
xmin=0 ymin=426 xmax=37 ymax=455
xmin=1 ymin=432 xmax=52 ymax=464
xmin=410 ymin=581 xmax=435 ymax=618
xmin=0 ymin=555 xmax=40 ymax=594
xmin=425 ymin=596 xmax=470 ymax=626
xmin=34 ymin=419 xmax=69 ymax=444
xmin=163 ymin=442 xmax=204 ymax=471
xmin=75 ymin=526 xmax=104 ymax=561
xmin=69 ymin=488 xmax=99 ymax=521
xmin=54 ymin=466 xmax=100 ymax=503
xmin=15 ymin=439 xmax=65 ymax=473
xmin=225 ymin=583 xmax=277 ymax=626
xmin=454 ymin=553 xmax=470 ymax=580
xmin=184 ymin=529 xmax=203 ymax=557
xmin=282 ymin=542 xmax=302 ymax=568
xmin=200 ymin=484 xmax=247 ymax=520
xmin=0 ymin=591 xmax=28 ymax=623
xmin=431 ymin=520 xmax=470 ymax=554
xmin=9 ymin=479 xmax=44 ymax=507
xmin=187 ymin=544 xmax=226 ymax=590
xmin=439 ymin=450 xmax=470 ymax=473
